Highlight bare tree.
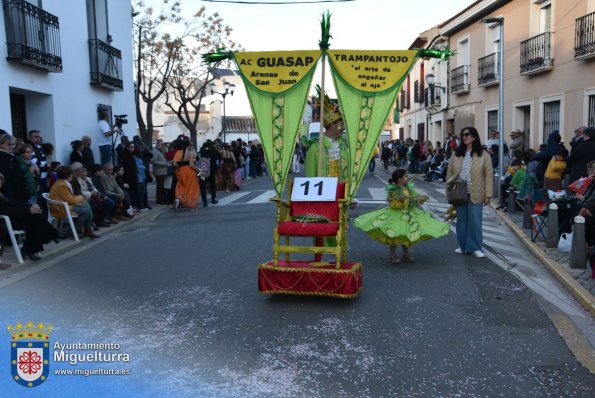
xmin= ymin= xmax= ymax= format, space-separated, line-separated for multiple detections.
xmin=133 ymin=0 xmax=241 ymax=147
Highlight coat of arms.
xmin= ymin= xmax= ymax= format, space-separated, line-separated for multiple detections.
xmin=7 ymin=321 xmax=52 ymax=387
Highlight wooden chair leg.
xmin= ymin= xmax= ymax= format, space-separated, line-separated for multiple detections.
xmin=314 ymin=237 xmax=323 ymax=262
xmin=273 ymin=228 xmax=279 ymax=267
xmin=284 ymin=236 xmax=290 ymax=263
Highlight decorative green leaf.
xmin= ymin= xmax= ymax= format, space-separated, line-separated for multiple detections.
xmin=416 ymin=48 xmax=456 ymax=60
xmin=201 ymin=49 xmax=233 ymax=64
xmin=319 ymin=11 xmax=332 ymax=50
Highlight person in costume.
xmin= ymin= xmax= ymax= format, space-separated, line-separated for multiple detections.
xmin=354 ymin=169 xmax=449 ymax=263
xmin=173 ymin=136 xmax=200 ymax=210
xmin=305 ymin=97 xmax=349 ymax=181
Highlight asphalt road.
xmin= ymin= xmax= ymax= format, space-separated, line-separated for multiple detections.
xmin=1 ymin=168 xmax=594 ymax=397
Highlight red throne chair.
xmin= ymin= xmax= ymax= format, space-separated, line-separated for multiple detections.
xmin=258 ymin=181 xmax=362 ymax=298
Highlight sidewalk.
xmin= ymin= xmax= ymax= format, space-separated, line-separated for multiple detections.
xmin=0 ymin=183 xmax=166 ymax=276
xmin=493 ymin=202 xmax=595 ymax=316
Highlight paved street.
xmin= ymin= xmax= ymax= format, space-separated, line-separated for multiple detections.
xmin=1 ymin=169 xmax=594 ymax=397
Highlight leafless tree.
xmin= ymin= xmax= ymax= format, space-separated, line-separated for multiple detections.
xmin=133 ymin=0 xmax=241 ymax=147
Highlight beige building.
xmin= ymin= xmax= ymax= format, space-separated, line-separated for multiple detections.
xmin=398 ymin=0 xmax=595 ymax=151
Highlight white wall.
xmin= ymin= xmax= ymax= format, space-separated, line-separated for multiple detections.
xmin=0 ymin=0 xmax=136 ymax=164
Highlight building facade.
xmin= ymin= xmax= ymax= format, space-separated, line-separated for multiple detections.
xmin=398 ymin=0 xmax=595 ymax=150
xmin=0 ymin=0 xmax=136 ymax=163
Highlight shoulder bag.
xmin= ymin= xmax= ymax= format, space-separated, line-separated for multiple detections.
xmin=446 ymin=180 xmax=468 ymax=206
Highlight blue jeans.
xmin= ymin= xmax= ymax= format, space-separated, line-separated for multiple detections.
xmin=455 ymin=197 xmax=484 ymax=253
xmin=99 ymin=145 xmax=112 ymax=165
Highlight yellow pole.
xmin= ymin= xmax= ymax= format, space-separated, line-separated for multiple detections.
xmin=317 ymin=55 xmax=326 ymax=177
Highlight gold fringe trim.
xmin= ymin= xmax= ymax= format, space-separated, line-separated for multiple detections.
xmin=258 ymin=289 xmax=360 ymax=299
xmin=257 ymin=262 xmax=361 ymax=275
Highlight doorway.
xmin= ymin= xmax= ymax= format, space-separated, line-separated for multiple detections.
xmin=10 ymin=93 xmax=27 ymax=140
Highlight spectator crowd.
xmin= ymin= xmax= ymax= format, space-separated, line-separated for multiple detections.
xmin=0 ymin=119 xmax=272 ymax=268
xmin=369 ymin=125 xmax=595 ymax=277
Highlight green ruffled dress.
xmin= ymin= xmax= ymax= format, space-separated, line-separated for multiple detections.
xmin=354 ymin=183 xmax=449 ymax=246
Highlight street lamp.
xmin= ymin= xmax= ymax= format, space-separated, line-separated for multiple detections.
xmin=209 ymin=80 xmax=235 ymax=143
xmin=424 ymin=73 xmax=446 ymax=93
xmin=482 ymin=16 xmax=505 ymax=185
xmin=424 ymin=72 xmax=446 ymax=144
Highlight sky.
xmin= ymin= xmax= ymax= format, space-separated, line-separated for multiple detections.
xmin=183 ymin=0 xmax=477 ymax=51
xmin=144 ymin=0 xmax=477 ymax=114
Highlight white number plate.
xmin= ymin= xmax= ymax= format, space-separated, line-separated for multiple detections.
xmin=291 ymin=177 xmax=338 ymax=202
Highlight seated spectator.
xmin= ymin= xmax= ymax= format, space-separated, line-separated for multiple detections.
xmin=497 ymin=159 xmax=525 ymax=210
xmin=576 ymin=161 xmax=595 ymax=278
xmin=543 ymin=147 xmax=568 ymax=191
xmin=48 ymin=166 xmax=98 ymax=239
xmin=0 ymin=172 xmax=60 ymax=261
xmin=15 ymin=143 xmax=39 ymax=204
xmin=72 ymin=162 xmax=114 ymax=228
xmin=94 ymin=163 xmax=131 ymax=221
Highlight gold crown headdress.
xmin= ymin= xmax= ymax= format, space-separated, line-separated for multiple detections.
xmin=315 ymin=84 xmax=343 ymax=128
xmin=7 ymin=321 xmax=53 ymax=341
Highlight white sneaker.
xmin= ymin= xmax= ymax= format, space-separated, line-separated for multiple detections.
xmin=454 ymin=248 xmax=463 ymax=254
xmin=473 ymin=250 xmax=486 ymax=258
xmin=174 ymin=199 xmax=180 ymax=211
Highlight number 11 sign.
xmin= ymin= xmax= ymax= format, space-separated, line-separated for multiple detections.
xmin=291 ymin=177 xmax=338 ymax=201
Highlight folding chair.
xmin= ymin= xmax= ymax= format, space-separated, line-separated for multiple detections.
xmin=528 ymin=188 xmax=548 ymax=242
xmin=0 ymin=215 xmax=25 ymax=264
xmin=42 ymin=193 xmax=80 ymax=241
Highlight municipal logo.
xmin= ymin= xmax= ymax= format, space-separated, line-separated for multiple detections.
xmin=7 ymin=321 xmax=52 ymax=387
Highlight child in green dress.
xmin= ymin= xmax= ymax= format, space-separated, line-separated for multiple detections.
xmin=354 ymin=169 xmax=449 ymax=264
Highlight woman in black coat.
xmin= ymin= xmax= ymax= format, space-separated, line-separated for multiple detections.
xmin=121 ymin=142 xmax=140 ymax=210
xmin=0 ymin=134 xmax=28 ymax=203
xmin=566 ymin=127 xmax=595 ymax=184
xmin=69 ymin=140 xmax=85 ymax=165
xmin=0 ymin=172 xmax=60 ymax=261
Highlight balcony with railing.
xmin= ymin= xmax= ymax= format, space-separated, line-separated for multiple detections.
xmin=399 ymin=89 xmax=410 ymax=111
xmin=89 ymin=39 xmax=123 ymax=91
xmin=520 ymin=32 xmax=554 ymax=75
xmin=450 ymin=65 xmax=469 ymax=94
xmin=575 ymin=11 xmax=595 ymax=60
xmin=424 ymin=87 xmax=442 ymax=108
xmin=2 ymin=0 xmax=62 ymax=72
xmin=478 ymin=53 xmax=499 ymax=86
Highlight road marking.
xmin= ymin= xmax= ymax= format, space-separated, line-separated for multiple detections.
xmin=217 ymin=191 xmax=252 ymax=205
xmin=369 ymin=188 xmax=386 ymax=201
xmin=246 ymin=190 xmax=277 ymax=204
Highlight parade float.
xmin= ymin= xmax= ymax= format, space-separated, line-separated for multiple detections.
xmin=203 ymin=13 xmax=451 ymax=298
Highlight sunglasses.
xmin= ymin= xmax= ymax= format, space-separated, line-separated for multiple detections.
xmin=462 ymin=132 xmax=473 ymax=137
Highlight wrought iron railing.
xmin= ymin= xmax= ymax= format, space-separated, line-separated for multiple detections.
xmin=89 ymin=39 xmax=123 ymax=91
xmin=2 ymin=0 xmax=62 ymax=72
xmin=399 ymin=89 xmax=410 ymax=110
xmin=478 ymin=53 xmax=499 ymax=85
xmin=424 ymin=87 xmax=441 ymax=107
xmin=520 ymin=32 xmax=553 ymax=74
xmin=450 ymin=65 xmax=468 ymax=93
xmin=575 ymin=11 xmax=595 ymax=59
xmin=414 ymin=80 xmax=423 ymax=103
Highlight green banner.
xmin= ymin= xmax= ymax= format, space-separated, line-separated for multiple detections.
xmin=234 ymin=51 xmax=322 ymax=196
xmin=327 ymin=50 xmax=418 ymax=199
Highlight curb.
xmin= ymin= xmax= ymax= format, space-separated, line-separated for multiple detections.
xmin=0 ymin=206 xmax=169 ymax=278
xmin=493 ymin=206 xmax=595 ymax=317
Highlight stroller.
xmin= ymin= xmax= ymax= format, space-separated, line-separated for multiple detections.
xmin=424 ymin=159 xmax=448 ymax=182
